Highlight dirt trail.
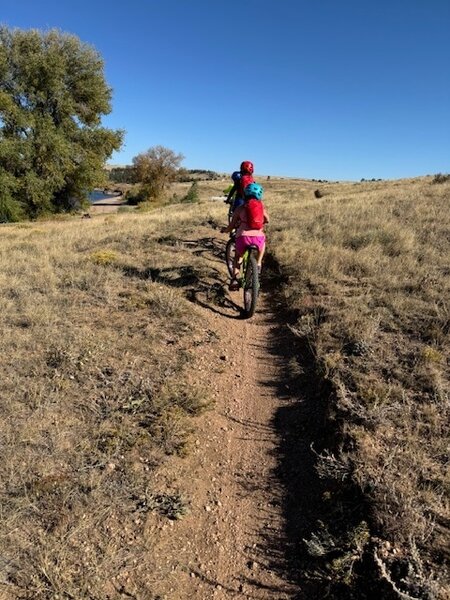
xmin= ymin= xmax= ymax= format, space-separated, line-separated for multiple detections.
xmin=145 ymin=234 xmax=318 ymax=599
xmin=193 ymin=298 xmax=298 ymax=599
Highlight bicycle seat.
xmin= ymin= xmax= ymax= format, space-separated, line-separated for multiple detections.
xmin=246 ymin=244 xmax=259 ymax=251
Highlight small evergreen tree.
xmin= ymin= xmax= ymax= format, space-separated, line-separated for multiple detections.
xmin=182 ymin=181 xmax=199 ymax=203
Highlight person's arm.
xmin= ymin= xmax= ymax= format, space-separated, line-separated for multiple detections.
xmin=263 ymin=207 xmax=269 ymax=224
xmin=221 ymin=208 xmax=241 ymax=233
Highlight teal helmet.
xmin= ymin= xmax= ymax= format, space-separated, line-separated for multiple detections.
xmin=244 ymin=182 xmax=263 ymax=200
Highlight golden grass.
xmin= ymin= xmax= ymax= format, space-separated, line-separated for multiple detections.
xmin=0 ymin=199 xmax=222 ymax=597
xmin=264 ymin=176 xmax=449 ymax=599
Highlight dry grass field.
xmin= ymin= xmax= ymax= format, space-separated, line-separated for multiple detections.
xmin=0 ymin=199 xmax=225 ymax=598
xmin=263 ymin=176 xmax=449 ymax=599
xmin=0 ymin=175 xmax=448 ymax=599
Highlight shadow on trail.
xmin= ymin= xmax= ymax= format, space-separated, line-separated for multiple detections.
xmin=243 ymin=259 xmax=387 ymax=600
xmin=226 ymin=266 xmax=330 ymax=598
xmin=123 ymin=236 xmax=244 ymax=319
xmin=257 ymin=287 xmax=329 ymax=598
xmin=178 ymin=236 xmax=226 ymax=263
xmin=156 ymin=235 xmax=225 ymax=263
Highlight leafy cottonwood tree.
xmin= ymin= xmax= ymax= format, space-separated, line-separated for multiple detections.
xmin=132 ymin=145 xmax=184 ymax=201
xmin=0 ymin=27 xmax=123 ymax=221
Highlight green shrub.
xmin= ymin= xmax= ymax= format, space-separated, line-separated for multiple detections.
xmin=0 ymin=195 xmax=25 ymax=223
xmin=125 ymin=187 xmax=147 ymax=205
xmin=432 ymin=173 xmax=450 ymax=184
xmin=181 ymin=182 xmax=199 ymax=203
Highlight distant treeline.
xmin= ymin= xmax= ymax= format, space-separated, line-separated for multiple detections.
xmin=107 ymin=166 xmax=222 ymax=184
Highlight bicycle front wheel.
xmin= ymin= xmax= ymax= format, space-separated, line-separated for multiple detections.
xmin=243 ymin=250 xmax=259 ymax=318
xmin=225 ymin=236 xmax=236 ymax=278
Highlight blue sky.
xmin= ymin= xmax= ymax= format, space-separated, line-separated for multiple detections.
xmin=1 ymin=0 xmax=449 ymax=180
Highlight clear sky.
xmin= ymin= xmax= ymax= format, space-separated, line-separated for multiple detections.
xmin=1 ymin=0 xmax=449 ymax=180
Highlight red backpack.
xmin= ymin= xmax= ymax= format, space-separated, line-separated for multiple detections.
xmin=239 ymin=174 xmax=254 ymax=198
xmin=246 ymin=199 xmax=264 ymax=230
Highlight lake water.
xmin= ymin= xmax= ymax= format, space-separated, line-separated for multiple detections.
xmin=88 ymin=190 xmax=121 ymax=203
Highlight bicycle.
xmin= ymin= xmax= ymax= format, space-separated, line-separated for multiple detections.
xmin=225 ymin=235 xmax=260 ymax=318
xmin=225 ymin=233 xmax=236 ymax=278
xmin=224 ymin=197 xmax=235 ymax=225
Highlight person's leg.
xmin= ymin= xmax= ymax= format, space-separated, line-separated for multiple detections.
xmin=233 ymin=253 xmax=241 ymax=279
xmin=229 ymin=237 xmax=245 ymax=290
xmin=252 ymin=235 xmax=266 ymax=269
xmin=229 ymin=257 xmax=241 ymax=290
xmin=234 ymin=236 xmax=247 ymax=276
xmin=257 ymin=242 xmax=266 ymax=268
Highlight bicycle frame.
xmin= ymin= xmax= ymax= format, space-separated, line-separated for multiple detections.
xmin=240 ymin=247 xmax=251 ymax=282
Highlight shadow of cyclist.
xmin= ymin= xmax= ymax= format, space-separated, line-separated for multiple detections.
xmin=122 ymin=236 xmax=244 ymax=319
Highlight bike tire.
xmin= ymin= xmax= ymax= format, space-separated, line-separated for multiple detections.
xmin=227 ymin=203 xmax=233 ymax=224
xmin=225 ymin=236 xmax=236 ymax=278
xmin=243 ymin=250 xmax=259 ymax=318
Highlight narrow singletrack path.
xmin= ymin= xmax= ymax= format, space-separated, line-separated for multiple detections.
xmin=196 ymin=297 xmax=298 ymax=599
xmin=146 ymin=233 xmax=310 ymax=599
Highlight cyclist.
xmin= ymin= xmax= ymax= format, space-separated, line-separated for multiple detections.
xmin=239 ymin=160 xmax=254 ymax=190
xmin=225 ymin=160 xmax=255 ymax=214
xmin=225 ymin=170 xmax=243 ymax=212
xmin=221 ymin=182 xmax=269 ymax=291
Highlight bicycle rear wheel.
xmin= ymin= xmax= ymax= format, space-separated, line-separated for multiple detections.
xmin=225 ymin=236 xmax=236 ymax=278
xmin=227 ymin=203 xmax=233 ymax=224
xmin=243 ymin=249 xmax=259 ymax=318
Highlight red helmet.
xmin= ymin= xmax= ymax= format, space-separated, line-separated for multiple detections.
xmin=240 ymin=160 xmax=254 ymax=175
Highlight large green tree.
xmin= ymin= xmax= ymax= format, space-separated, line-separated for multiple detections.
xmin=0 ymin=27 xmax=123 ymax=221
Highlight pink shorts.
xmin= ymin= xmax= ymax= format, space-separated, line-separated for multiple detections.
xmin=235 ymin=235 xmax=265 ymax=258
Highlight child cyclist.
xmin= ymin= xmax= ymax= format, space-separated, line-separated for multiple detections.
xmin=225 ymin=160 xmax=255 ymax=213
xmin=225 ymin=170 xmax=243 ymax=212
xmin=221 ymin=182 xmax=269 ymax=291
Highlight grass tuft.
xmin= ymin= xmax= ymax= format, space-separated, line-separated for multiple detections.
xmin=89 ymin=248 xmax=119 ymax=265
